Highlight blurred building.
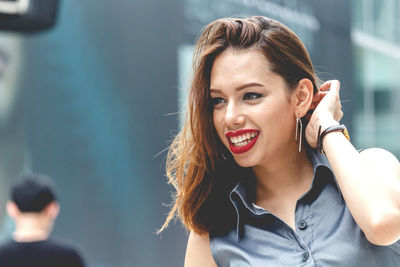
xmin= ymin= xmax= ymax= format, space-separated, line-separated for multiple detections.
xmin=351 ymin=0 xmax=400 ymax=157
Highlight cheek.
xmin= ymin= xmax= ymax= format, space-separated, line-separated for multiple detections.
xmin=213 ymin=111 xmax=225 ymax=140
xmin=252 ymin=104 xmax=292 ymax=134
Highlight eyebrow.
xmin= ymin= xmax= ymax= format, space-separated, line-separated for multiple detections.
xmin=209 ymin=82 xmax=264 ymax=93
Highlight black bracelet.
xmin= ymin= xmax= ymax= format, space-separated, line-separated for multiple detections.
xmin=317 ymin=124 xmax=350 ymax=154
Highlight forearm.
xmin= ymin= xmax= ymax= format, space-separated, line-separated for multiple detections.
xmin=323 ymin=132 xmax=400 ymax=245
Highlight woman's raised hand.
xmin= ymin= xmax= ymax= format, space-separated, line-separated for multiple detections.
xmin=305 ymin=80 xmax=343 ymax=148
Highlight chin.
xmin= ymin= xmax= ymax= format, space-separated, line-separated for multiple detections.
xmin=232 ymin=156 xmax=257 ymax=168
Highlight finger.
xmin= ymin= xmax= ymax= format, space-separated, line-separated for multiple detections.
xmin=337 ymin=110 xmax=343 ymax=121
xmin=312 ymin=91 xmax=327 ymax=102
xmin=318 ymin=80 xmax=341 ymax=93
xmin=320 ymin=81 xmax=340 ymax=104
xmin=318 ymin=80 xmax=334 ymax=92
xmin=310 ymin=92 xmax=328 ymax=109
xmin=315 ymin=91 xmax=328 ymax=101
xmin=330 ymin=80 xmax=341 ymax=94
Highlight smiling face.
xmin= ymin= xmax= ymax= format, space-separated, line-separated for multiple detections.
xmin=210 ymin=48 xmax=298 ymax=168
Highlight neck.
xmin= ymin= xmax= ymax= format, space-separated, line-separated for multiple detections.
xmin=252 ymin=144 xmax=313 ymax=201
xmin=13 ymin=214 xmax=52 ymax=242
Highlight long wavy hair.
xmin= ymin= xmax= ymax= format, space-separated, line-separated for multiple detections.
xmin=160 ymin=16 xmax=319 ymax=235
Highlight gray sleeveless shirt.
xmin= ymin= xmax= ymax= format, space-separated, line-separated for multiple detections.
xmin=210 ymin=148 xmax=400 ymax=266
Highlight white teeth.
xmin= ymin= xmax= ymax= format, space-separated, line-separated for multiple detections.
xmin=238 ymin=140 xmax=250 ymax=147
xmin=229 ymin=132 xmax=258 ymax=146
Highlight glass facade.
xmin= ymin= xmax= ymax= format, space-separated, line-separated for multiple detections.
xmin=351 ymin=0 xmax=400 ymax=158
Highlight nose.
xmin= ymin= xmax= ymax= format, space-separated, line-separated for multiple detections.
xmin=224 ymin=101 xmax=245 ymax=130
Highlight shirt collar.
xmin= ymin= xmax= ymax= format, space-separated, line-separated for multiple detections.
xmin=229 ymin=145 xmax=342 ymax=239
xmin=306 ymin=145 xmax=343 ymax=200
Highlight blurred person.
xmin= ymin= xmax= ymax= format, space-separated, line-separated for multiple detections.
xmin=160 ymin=16 xmax=400 ymax=266
xmin=0 ymin=172 xmax=85 ymax=267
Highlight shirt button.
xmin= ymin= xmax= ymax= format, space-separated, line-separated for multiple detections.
xmin=298 ymin=220 xmax=307 ymax=230
xmin=302 ymin=251 xmax=309 ymax=262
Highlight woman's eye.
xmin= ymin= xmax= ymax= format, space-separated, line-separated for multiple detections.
xmin=243 ymin=92 xmax=262 ymax=100
xmin=211 ymin=97 xmax=226 ymax=106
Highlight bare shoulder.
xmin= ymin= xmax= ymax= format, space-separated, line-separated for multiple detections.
xmin=360 ymin=148 xmax=400 ymax=165
xmin=360 ymin=148 xmax=400 ymax=175
xmin=185 ymin=231 xmax=217 ymax=267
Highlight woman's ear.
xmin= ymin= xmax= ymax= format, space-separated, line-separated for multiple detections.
xmin=292 ymin=78 xmax=313 ymax=117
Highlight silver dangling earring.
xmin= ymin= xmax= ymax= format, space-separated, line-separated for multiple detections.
xmin=295 ymin=117 xmax=303 ymax=152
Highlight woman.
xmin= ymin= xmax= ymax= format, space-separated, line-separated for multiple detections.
xmin=160 ymin=16 xmax=400 ymax=266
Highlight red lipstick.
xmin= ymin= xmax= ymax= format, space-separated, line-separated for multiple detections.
xmin=225 ymin=129 xmax=260 ymax=154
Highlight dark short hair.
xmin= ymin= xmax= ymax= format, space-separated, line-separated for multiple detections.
xmin=11 ymin=173 xmax=57 ymax=212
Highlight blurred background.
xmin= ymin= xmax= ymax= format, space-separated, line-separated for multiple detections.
xmin=0 ymin=0 xmax=399 ymax=266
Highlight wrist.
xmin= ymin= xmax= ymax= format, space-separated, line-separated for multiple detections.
xmin=319 ymin=119 xmax=340 ymax=133
xmin=317 ymin=124 xmax=350 ymax=154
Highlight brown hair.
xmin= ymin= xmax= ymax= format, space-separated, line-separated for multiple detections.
xmin=160 ymin=16 xmax=319 ymax=235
